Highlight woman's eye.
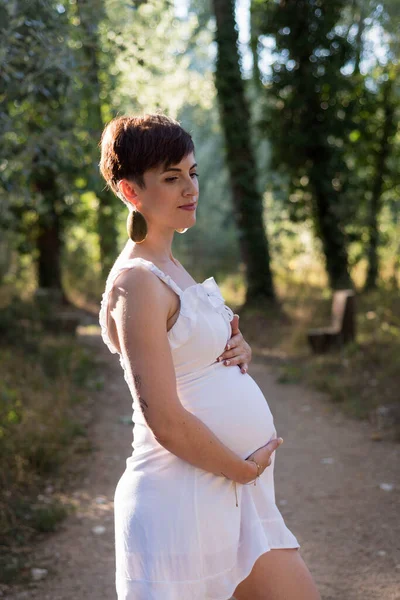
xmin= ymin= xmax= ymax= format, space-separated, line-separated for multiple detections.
xmin=165 ymin=173 xmax=199 ymax=183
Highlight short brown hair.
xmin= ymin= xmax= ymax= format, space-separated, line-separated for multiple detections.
xmin=99 ymin=113 xmax=195 ymax=201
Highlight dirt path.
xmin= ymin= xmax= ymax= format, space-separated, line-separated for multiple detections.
xmin=5 ymin=330 xmax=400 ymax=600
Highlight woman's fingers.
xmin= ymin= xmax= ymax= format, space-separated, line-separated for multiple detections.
xmin=217 ymin=334 xmax=251 ymax=371
xmin=262 ymin=438 xmax=283 ymax=469
xmin=265 ymin=437 xmax=284 ymax=455
xmin=250 ymin=438 xmax=284 ymax=472
xmin=217 ymin=343 xmax=247 ymax=366
xmin=220 ymin=355 xmax=245 ymax=367
xmin=218 ymin=339 xmax=238 ymax=359
xmin=217 ymin=346 xmax=243 ymax=366
xmin=230 ymin=314 xmax=240 ymax=336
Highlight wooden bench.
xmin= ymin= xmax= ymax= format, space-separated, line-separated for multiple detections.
xmin=307 ymin=289 xmax=356 ymax=353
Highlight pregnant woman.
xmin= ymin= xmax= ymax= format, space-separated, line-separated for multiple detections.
xmin=98 ymin=113 xmax=320 ymax=600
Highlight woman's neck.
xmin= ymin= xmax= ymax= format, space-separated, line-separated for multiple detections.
xmin=125 ymin=238 xmax=179 ymax=267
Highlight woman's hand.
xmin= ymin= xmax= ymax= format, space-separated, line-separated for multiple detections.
xmin=217 ymin=314 xmax=252 ymax=374
xmin=243 ymin=437 xmax=284 ymax=483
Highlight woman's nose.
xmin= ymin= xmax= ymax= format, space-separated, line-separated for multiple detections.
xmin=184 ymin=178 xmax=198 ymax=196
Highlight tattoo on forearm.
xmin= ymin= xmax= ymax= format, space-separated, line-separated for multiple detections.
xmin=133 ymin=373 xmax=142 ymax=391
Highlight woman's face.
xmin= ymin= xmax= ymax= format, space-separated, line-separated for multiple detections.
xmin=120 ymin=151 xmax=199 ymax=232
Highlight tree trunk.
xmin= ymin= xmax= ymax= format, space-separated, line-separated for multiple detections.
xmin=364 ymin=76 xmax=395 ymax=290
xmin=211 ymin=0 xmax=276 ymax=305
xmin=37 ymin=210 xmax=63 ymax=291
xmin=306 ymin=107 xmax=351 ymax=289
xmin=76 ymin=0 xmax=118 ymax=279
xmin=311 ymin=182 xmax=352 ymax=289
xmin=31 ymin=170 xmax=65 ymax=298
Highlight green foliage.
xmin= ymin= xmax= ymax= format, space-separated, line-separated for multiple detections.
xmin=0 ymin=0 xmax=79 ymax=239
xmin=0 ymin=0 xmax=245 ymax=292
xmin=253 ymin=0 xmax=354 ymax=174
xmin=0 ymin=297 xmax=98 ymax=552
xmin=1 ymin=0 xmax=398 ymax=296
xmin=250 ymin=0 xmax=399 ymax=290
xmin=277 ymin=364 xmax=302 ymax=384
xmin=253 ymin=0 xmax=354 ymax=288
xmin=346 ymin=65 xmax=399 ymax=289
xmin=30 ymin=500 xmax=69 ymax=533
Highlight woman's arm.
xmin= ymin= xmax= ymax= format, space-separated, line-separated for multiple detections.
xmin=109 ymin=265 xmax=258 ymax=485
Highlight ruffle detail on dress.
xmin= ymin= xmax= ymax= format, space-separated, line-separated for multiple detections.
xmin=201 ymin=277 xmax=234 ymax=324
xmin=167 ymin=277 xmax=234 ymax=350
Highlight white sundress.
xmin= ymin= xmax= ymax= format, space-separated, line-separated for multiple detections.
xmin=99 ymin=257 xmax=300 ymax=600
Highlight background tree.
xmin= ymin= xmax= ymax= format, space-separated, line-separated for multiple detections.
xmin=1 ymin=0 xmax=398 ymax=300
xmin=363 ymin=68 xmax=398 ymax=290
xmin=211 ymin=0 xmax=276 ymax=305
xmin=0 ymin=0 xmax=78 ymax=296
xmin=338 ymin=1 xmax=400 ymax=290
xmin=252 ymin=0 xmax=354 ymax=290
xmin=74 ymin=0 xmax=119 ymax=278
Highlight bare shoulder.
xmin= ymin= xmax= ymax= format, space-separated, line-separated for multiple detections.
xmin=106 ymin=263 xmax=174 ymax=355
xmin=109 ymin=263 xmax=169 ymax=316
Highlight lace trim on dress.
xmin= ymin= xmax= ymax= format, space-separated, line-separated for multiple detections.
xmin=167 ymin=276 xmax=234 ymax=350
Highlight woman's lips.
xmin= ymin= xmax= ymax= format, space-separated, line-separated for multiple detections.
xmin=178 ymin=203 xmax=197 ymax=211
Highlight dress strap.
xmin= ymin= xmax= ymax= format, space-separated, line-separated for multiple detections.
xmin=99 ymin=256 xmax=182 ymax=356
xmin=125 ymin=257 xmax=184 ymax=297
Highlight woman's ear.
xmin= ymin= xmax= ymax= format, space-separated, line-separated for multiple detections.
xmin=118 ymin=179 xmax=139 ymax=210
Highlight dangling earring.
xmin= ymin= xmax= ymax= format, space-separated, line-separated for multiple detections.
xmin=127 ymin=209 xmax=148 ymax=243
xmin=175 ymin=228 xmax=188 ymax=234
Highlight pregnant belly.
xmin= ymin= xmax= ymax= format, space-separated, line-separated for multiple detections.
xmin=177 ymin=362 xmax=277 ymax=460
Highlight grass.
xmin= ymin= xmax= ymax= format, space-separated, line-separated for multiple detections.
xmin=300 ymin=290 xmax=400 ymax=420
xmin=0 ymin=293 xmax=101 ymax=584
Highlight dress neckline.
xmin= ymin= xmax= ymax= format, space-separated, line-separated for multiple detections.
xmin=123 ymin=256 xmax=206 ymax=297
xmin=100 ymin=256 xmax=234 ymax=355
